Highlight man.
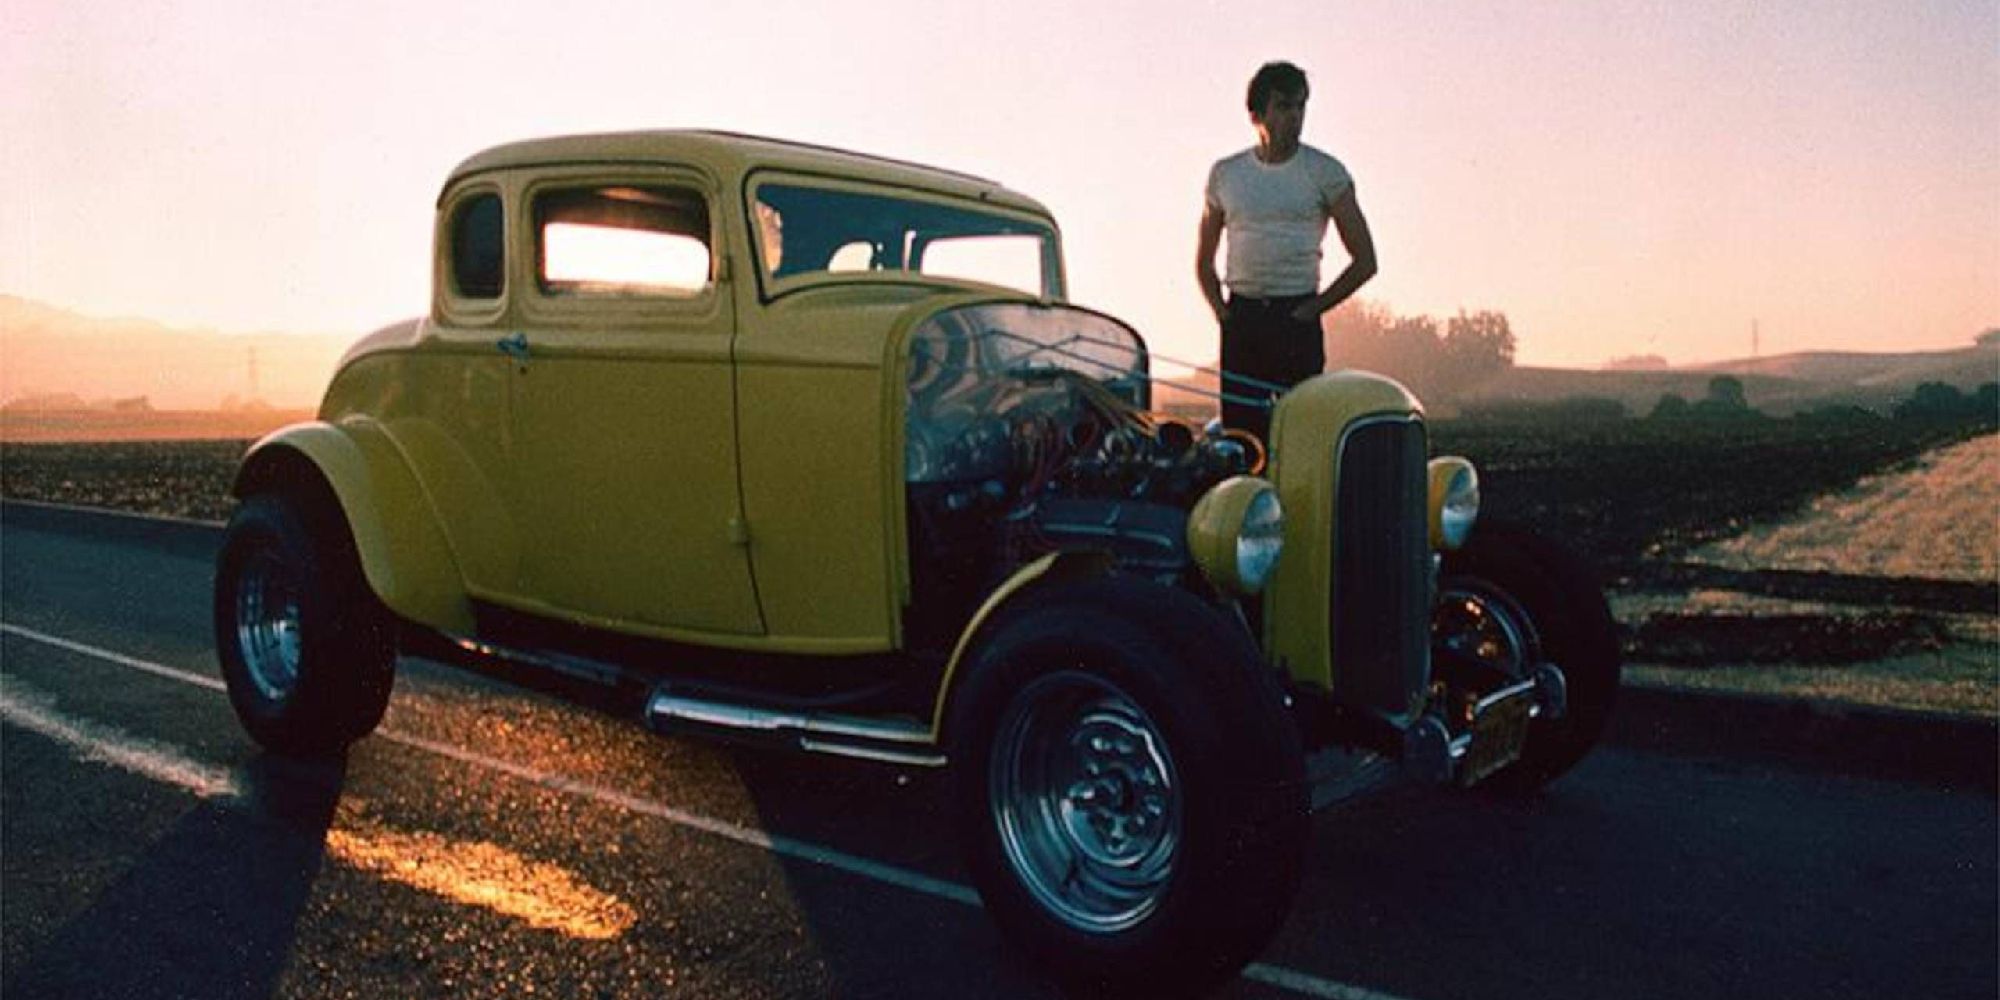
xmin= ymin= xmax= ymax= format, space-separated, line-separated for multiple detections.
xmin=1197 ymin=60 xmax=1377 ymax=443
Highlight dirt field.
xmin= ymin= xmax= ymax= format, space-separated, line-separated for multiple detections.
xmin=1621 ymin=432 xmax=1998 ymax=715
xmin=1 ymin=440 xmax=247 ymax=522
xmin=1689 ymin=433 xmax=1997 ymax=583
xmin=0 ymin=409 xmax=314 ymax=444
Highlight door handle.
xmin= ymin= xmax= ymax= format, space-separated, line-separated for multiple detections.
xmin=497 ymin=332 xmax=530 ymax=363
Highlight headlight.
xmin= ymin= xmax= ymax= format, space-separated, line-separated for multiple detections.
xmin=1427 ymin=457 xmax=1480 ymax=550
xmin=1186 ymin=476 xmax=1285 ymax=594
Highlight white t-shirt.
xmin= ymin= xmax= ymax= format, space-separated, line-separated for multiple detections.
xmin=1204 ymin=144 xmax=1353 ymax=298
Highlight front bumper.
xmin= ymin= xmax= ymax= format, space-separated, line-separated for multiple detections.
xmin=1303 ymin=661 xmax=1569 ymax=809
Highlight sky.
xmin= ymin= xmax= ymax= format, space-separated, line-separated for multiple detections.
xmin=3 ymin=0 xmax=1995 ymax=372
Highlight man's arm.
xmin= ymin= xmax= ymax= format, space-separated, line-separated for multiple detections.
xmin=1292 ymin=185 xmax=1378 ymax=322
xmin=1196 ymin=204 xmax=1228 ymax=323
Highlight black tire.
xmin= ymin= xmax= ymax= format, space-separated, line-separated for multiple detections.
xmin=1436 ymin=521 xmax=1621 ymax=791
xmin=213 ymin=491 xmax=396 ymax=756
xmin=947 ymin=575 xmax=1308 ymax=998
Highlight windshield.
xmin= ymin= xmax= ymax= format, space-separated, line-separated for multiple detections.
xmin=752 ymin=180 xmax=1060 ymax=298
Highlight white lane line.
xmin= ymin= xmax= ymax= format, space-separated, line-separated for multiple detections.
xmin=1 ymin=497 xmax=226 ymax=530
xmin=0 ymin=679 xmax=243 ymax=799
xmin=0 ymin=621 xmax=1422 ymax=1000
xmin=383 ymin=728 xmax=983 ymax=907
xmin=1 ymin=624 xmax=226 ymax=692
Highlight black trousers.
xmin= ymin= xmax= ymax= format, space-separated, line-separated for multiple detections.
xmin=1219 ymin=293 xmax=1324 ymax=444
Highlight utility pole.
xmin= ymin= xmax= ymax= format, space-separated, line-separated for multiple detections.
xmin=1751 ymin=319 xmax=1760 ymax=360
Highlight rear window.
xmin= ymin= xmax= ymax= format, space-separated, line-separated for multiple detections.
xmin=534 ymin=185 xmax=711 ymax=296
xmin=449 ymin=193 xmax=504 ymax=299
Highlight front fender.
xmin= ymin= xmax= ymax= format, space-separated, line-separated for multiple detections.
xmin=926 ymin=550 xmax=1116 ymax=737
xmin=233 ymin=419 xmax=473 ymax=633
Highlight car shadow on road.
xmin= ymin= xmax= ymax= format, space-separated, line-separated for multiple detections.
xmin=720 ymin=747 xmax=1068 ymax=999
xmin=8 ymin=754 xmax=344 ymax=999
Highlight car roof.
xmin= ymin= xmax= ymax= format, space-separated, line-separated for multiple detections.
xmin=443 ymin=129 xmax=1053 ymax=217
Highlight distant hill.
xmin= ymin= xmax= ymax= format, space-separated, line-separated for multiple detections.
xmin=1156 ymin=339 xmax=1996 ymax=421
xmin=1686 ymin=347 xmax=1996 ymax=389
xmin=1458 ymin=344 xmax=1996 ymax=417
xmin=0 ymin=295 xmax=354 ymax=411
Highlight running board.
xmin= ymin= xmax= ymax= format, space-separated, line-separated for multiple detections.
xmin=1305 ymin=747 xmax=1403 ymax=812
xmin=446 ymin=635 xmax=629 ymax=687
xmin=644 ymin=689 xmax=947 ymax=768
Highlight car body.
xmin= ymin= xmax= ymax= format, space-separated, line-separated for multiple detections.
xmin=214 ymin=130 xmax=1620 ymax=994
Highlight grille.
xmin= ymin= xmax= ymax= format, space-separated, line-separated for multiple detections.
xmin=1331 ymin=417 xmax=1430 ymax=720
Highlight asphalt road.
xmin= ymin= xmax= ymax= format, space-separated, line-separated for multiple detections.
xmin=3 ymin=504 xmax=1995 ymax=1000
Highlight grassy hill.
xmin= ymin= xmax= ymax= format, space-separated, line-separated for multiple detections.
xmin=1459 ymin=343 xmax=1995 ymax=417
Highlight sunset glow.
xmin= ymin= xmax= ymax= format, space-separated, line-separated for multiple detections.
xmin=543 ymin=223 xmax=710 ymax=293
xmin=2 ymin=0 xmax=1994 ymax=384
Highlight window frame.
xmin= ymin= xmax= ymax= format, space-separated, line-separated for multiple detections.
xmin=742 ymin=169 xmax=1065 ymax=304
xmin=436 ymin=181 xmax=509 ymax=327
xmin=516 ymin=166 xmax=725 ymax=332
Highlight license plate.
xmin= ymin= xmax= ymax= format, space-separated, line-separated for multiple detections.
xmin=1459 ymin=687 xmax=1534 ymax=786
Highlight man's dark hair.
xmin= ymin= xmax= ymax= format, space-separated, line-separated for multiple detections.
xmin=1247 ymin=61 xmax=1309 ymax=115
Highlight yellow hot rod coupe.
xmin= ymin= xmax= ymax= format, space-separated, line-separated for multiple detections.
xmin=214 ymin=131 xmax=1618 ymax=994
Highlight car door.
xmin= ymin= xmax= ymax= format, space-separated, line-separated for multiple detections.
xmin=499 ymin=167 xmax=763 ymax=635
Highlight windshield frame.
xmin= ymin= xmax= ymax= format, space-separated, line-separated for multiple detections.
xmin=742 ymin=169 xmax=1066 ymax=304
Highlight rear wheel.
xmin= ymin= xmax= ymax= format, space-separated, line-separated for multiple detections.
xmin=214 ymin=492 xmax=396 ymax=756
xmin=949 ymin=575 xmax=1307 ymax=997
xmin=1436 ymin=522 xmax=1620 ymax=790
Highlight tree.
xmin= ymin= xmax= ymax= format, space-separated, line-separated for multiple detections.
xmin=1894 ymin=381 xmax=1970 ymax=419
xmin=1442 ymin=309 xmax=1516 ymax=384
xmin=1323 ymin=299 xmax=1404 ymax=373
xmin=1323 ymin=300 xmax=1516 ymax=399
xmin=1703 ymin=375 xmax=1747 ymax=410
xmin=1690 ymin=376 xmax=1763 ymax=420
xmin=1649 ymin=393 xmax=1690 ymax=420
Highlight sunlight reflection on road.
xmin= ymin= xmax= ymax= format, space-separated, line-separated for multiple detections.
xmin=2 ymin=672 xmax=638 ymax=942
xmin=325 ymin=802 xmax=638 ymax=940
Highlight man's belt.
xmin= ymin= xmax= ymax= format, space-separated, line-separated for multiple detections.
xmin=1227 ymin=293 xmax=1313 ymax=310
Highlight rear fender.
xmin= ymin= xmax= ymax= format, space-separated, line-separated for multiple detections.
xmin=232 ymin=419 xmax=473 ymax=633
xmin=927 ymin=550 xmax=1116 ymax=738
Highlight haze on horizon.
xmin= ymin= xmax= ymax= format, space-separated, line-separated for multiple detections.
xmin=3 ymin=0 xmax=1995 ymax=383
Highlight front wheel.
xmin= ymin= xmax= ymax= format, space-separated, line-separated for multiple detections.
xmin=214 ymin=492 xmax=396 ymax=756
xmin=949 ymin=576 xmax=1307 ymax=997
xmin=1435 ymin=522 xmax=1621 ymax=790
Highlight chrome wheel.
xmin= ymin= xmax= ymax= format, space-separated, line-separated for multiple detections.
xmin=1435 ymin=581 xmax=1540 ymax=679
xmin=235 ymin=547 xmax=303 ymax=702
xmin=988 ymin=672 xmax=1181 ymax=934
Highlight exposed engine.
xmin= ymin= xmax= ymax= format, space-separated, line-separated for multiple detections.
xmin=903 ymin=304 xmax=1258 ymax=643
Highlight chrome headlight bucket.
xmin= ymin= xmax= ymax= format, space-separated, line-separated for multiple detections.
xmin=1187 ymin=476 xmax=1285 ymax=594
xmin=1427 ymin=457 xmax=1480 ymax=550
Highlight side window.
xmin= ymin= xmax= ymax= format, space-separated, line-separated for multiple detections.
xmin=534 ymin=185 xmax=711 ymax=296
xmin=449 ymin=193 xmax=504 ymax=299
